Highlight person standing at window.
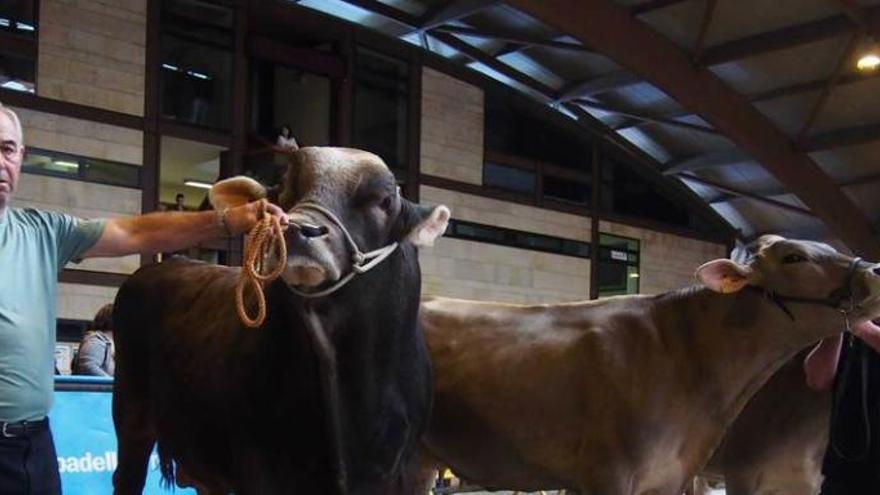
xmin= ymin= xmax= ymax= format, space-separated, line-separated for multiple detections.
xmin=276 ymin=124 xmax=299 ymax=152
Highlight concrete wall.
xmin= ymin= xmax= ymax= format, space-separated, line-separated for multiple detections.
xmin=600 ymin=221 xmax=728 ymax=295
xmin=38 ymin=0 xmax=146 ymax=116
xmin=13 ymin=107 xmax=143 ymax=165
xmin=420 ymin=186 xmax=591 ymax=304
xmin=420 ymin=68 xmax=484 ymax=185
xmin=57 ymin=283 xmax=119 ymax=323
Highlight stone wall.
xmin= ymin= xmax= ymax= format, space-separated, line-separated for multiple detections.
xmin=420 ymin=186 xmax=590 ymax=304
xmin=38 ymin=0 xmax=146 ymax=116
xmin=420 ymin=68 xmax=484 ymax=185
xmin=13 ymin=107 xmax=143 ymax=165
xmin=600 ymin=221 xmax=728 ymax=295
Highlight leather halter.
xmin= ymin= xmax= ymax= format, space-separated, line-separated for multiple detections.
xmin=744 ymin=256 xmax=865 ymax=324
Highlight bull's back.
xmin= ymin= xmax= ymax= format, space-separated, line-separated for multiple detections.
xmin=113 ymin=259 xmax=246 ymax=392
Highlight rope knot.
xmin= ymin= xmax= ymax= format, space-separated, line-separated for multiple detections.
xmin=235 ymin=205 xmax=287 ymax=328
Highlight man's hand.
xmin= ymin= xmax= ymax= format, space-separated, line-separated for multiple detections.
xmin=226 ymin=199 xmax=289 ymax=235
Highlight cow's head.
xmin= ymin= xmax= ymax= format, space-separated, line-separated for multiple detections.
xmin=695 ymin=235 xmax=880 ymax=333
xmin=211 ymin=147 xmax=449 ymax=294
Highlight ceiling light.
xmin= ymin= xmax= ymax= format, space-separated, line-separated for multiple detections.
xmin=15 ymin=22 xmax=35 ymax=31
xmin=183 ymin=179 xmax=213 ymax=189
xmin=162 ymin=63 xmax=179 ymax=71
xmin=857 ymin=53 xmax=880 ymax=71
xmin=53 ymin=160 xmax=79 ymax=169
xmin=628 ymin=272 xmax=640 ymax=279
xmin=857 ymin=37 xmax=880 ymax=72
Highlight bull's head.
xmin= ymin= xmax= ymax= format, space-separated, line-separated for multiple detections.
xmin=695 ymin=235 xmax=880 ymax=335
xmin=210 ymin=147 xmax=450 ymax=295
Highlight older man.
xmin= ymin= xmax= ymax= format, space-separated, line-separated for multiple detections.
xmin=0 ymin=102 xmax=286 ymax=494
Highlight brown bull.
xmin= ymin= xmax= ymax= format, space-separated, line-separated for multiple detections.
xmin=412 ymin=236 xmax=880 ymax=495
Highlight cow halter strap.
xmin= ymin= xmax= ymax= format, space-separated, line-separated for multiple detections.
xmin=745 ymin=256 xmax=865 ymax=325
xmin=287 ymin=201 xmax=399 ymax=299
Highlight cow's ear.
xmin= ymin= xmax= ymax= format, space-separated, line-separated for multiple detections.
xmin=405 ymin=205 xmax=451 ymax=247
xmin=695 ymin=259 xmax=754 ymax=294
xmin=209 ymin=176 xmax=267 ymax=210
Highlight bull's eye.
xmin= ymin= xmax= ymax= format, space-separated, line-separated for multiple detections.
xmin=380 ymin=195 xmax=393 ymax=211
xmin=782 ymin=253 xmax=807 ymax=264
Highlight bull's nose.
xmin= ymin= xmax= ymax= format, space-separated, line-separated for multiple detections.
xmin=299 ymin=223 xmax=328 ymax=238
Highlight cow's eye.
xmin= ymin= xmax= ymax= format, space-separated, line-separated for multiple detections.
xmin=782 ymin=253 xmax=807 ymax=264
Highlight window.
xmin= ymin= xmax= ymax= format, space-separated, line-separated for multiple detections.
xmin=485 ymin=90 xmax=592 ymax=172
xmin=23 ymin=148 xmax=141 ymax=188
xmin=601 ymin=157 xmax=690 ymax=226
xmin=252 ymin=61 xmax=331 ymax=149
xmin=160 ymin=1 xmax=234 ymax=129
xmin=597 ymin=234 xmax=640 ymax=297
xmin=0 ymin=1 xmax=37 ymax=93
xmin=484 ymin=162 xmax=536 ymax=196
xmin=446 ymin=219 xmax=591 ymax=259
xmin=543 ymin=175 xmax=590 ymax=205
xmin=353 ymin=47 xmax=408 ymax=174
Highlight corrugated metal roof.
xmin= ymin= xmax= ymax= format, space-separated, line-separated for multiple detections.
xmin=297 ymin=0 xmax=880 ymax=248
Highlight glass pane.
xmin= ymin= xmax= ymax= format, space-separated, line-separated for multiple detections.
xmin=252 ymin=61 xmax=331 ymax=149
xmin=353 ymin=47 xmax=408 ymax=172
xmin=601 ymin=158 xmax=691 ymax=227
xmin=0 ymin=1 xmax=37 ymax=34
xmin=23 ymin=148 xmax=140 ymax=188
xmin=599 ymin=233 xmax=639 ymax=252
xmin=0 ymin=53 xmax=35 ymax=93
xmin=484 ymin=162 xmax=536 ymax=195
xmin=598 ymin=263 xmax=639 ymax=297
xmin=159 ymin=136 xmax=224 ymax=210
xmin=543 ymin=175 xmax=590 ymax=205
xmin=161 ymin=34 xmax=233 ymax=129
xmin=485 ymin=91 xmax=591 ymax=172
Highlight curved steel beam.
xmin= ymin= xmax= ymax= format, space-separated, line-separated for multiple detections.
xmin=508 ymin=0 xmax=880 ymax=257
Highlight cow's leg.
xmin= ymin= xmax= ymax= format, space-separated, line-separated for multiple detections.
xmin=112 ymin=388 xmax=155 ymax=495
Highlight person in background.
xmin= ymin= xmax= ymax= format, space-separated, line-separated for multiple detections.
xmin=74 ymin=304 xmax=115 ymax=377
xmin=173 ymin=192 xmax=186 ymax=211
xmin=276 ymin=124 xmax=299 ymax=152
xmin=804 ymin=320 xmax=880 ymax=494
xmin=0 ymin=101 xmax=288 ymax=494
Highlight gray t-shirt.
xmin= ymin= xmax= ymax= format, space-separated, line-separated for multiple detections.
xmin=0 ymin=207 xmax=106 ymax=421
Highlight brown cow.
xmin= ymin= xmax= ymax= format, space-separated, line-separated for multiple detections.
xmin=702 ymin=349 xmax=829 ymax=495
xmin=411 ymin=236 xmax=880 ymax=495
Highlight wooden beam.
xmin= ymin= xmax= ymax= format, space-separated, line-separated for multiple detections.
xmin=429 ymin=31 xmax=557 ymax=97
xmin=832 ymin=0 xmax=869 ymax=30
xmin=662 ymin=149 xmax=751 ymax=174
xmin=618 ymin=69 xmax=880 ymax=132
xmin=696 ymin=14 xmax=855 ymax=66
xmin=796 ymin=31 xmax=862 ymax=143
xmin=630 ymin=0 xmax=692 ymax=16
xmin=677 ymin=173 xmax=817 ymax=217
xmin=576 ymin=100 xmax=720 ymax=135
xmin=555 ymin=71 xmax=642 ymax=101
xmin=508 ymin=0 xmax=880 ymax=257
xmin=692 ymin=0 xmax=718 ymax=60
xmin=412 ymin=0 xmax=501 ymax=33
xmin=432 ymin=25 xmax=592 ymax=52
xmin=343 ymin=0 xmax=419 ymax=26
xmin=708 ymin=172 xmax=880 ymax=203
xmin=804 ymin=122 xmax=880 ymax=151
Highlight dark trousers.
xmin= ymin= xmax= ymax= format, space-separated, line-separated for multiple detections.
xmin=820 ymin=476 xmax=880 ymax=495
xmin=0 ymin=420 xmax=61 ymax=495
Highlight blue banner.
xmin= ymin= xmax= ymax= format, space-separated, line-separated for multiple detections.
xmin=52 ymin=377 xmax=194 ymax=495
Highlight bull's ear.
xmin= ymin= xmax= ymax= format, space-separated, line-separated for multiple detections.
xmin=209 ymin=176 xmax=267 ymax=210
xmin=405 ymin=205 xmax=451 ymax=247
xmin=695 ymin=259 xmax=754 ymax=294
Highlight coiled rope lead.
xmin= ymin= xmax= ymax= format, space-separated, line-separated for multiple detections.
xmin=235 ymin=201 xmax=287 ymax=328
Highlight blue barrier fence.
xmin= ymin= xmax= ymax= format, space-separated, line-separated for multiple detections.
xmin=53 ymin=376 xmax=195 ymax=494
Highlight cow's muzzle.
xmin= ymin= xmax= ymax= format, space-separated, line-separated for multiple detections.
xmin=285 ymin=202 xmax=398 ymax=299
